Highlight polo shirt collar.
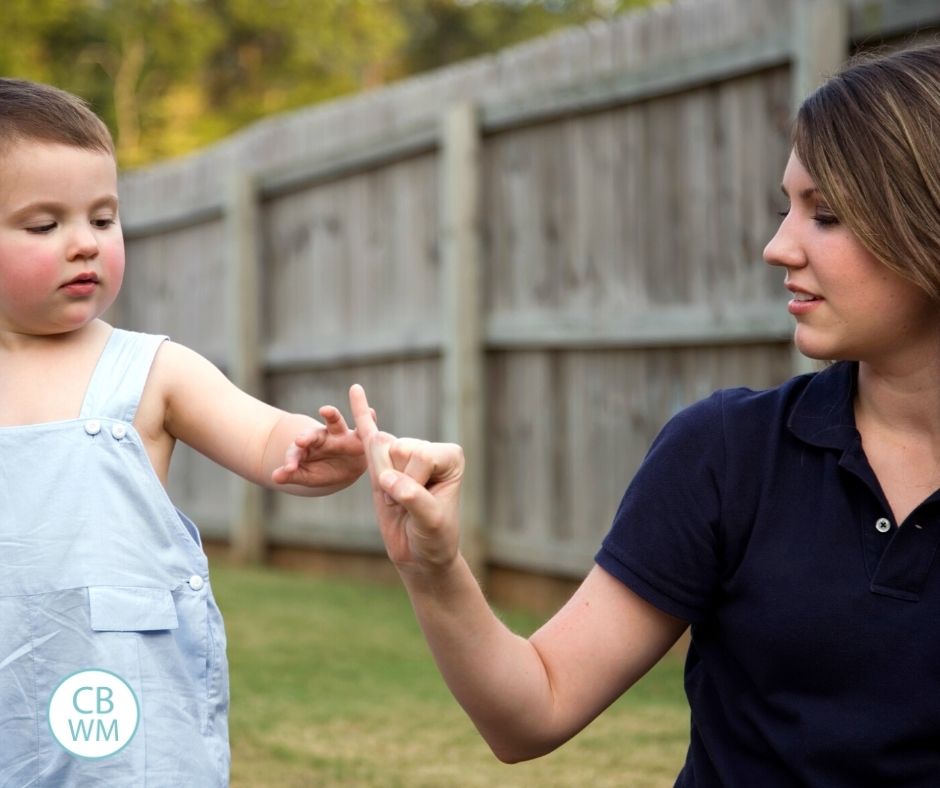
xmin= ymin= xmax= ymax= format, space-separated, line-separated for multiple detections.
xmin=787 ymin=361 xmax=858 ymax=451
xmin=785 ymin=360 xmax=940 ymax=601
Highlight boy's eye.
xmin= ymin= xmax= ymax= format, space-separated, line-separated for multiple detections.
xmin=92 ymin=217 xmax=116 ymax=229
xmin=26 ymin=222 xmax=56 ymax=234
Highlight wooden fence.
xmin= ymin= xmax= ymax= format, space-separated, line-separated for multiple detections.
xmin=112 ymin=0 xmax=940 ymax=581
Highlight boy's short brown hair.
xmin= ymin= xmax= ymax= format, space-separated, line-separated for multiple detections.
xmin=0 ymin=78 xmax=114 ymax=157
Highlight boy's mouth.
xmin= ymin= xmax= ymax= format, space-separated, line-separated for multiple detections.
xmin=63 ymin=272 xmax=99 ymax=285
xmin=61 ymin=272 xmax=100 ymax=295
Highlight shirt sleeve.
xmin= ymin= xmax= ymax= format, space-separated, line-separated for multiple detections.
xmin=595 ymin=391 xmax=726 ymax=625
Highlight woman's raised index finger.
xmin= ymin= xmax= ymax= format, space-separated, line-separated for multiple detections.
xmin=348 ymin=384 xmax=378 ymax=437
xmin=349 ymin=384 xmax=395 ymax=477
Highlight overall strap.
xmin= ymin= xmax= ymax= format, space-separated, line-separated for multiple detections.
xmin=79 ymin=329 xmax=169 ymax=422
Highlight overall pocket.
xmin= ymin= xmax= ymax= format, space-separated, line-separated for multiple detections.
xmin=89 ymin=586 xmax=179 ymax=632
xmin=33 ymin=587 xmax=154 ymax=786
xmin=32 ymin=585 xmax=216 ymax=786
xmin=90 ymin=584 xmax=216 ymax=784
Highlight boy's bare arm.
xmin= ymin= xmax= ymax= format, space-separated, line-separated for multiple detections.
xmin=155 ymin=341 xmax=366 ymax=495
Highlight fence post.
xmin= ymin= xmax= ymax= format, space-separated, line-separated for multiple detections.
xmin=440 ymin=101 xmax=487 ymax=584
xmin=225 ymin=171 xmax=266 ymax=563
xmin=790 ymin=0 xmax=849 ymax=376
xmin=791 ymin=0 xmax=849 ymax=110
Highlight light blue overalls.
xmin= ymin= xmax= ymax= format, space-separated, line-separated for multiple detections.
xmin=0 ymin=329 xmax=229 ymax=786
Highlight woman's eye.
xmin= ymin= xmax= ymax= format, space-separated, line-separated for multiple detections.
xmin=813 ymin=213 xmax=839 ymax=227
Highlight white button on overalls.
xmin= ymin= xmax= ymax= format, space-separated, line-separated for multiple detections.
xmin=84 ymin=420 xmax=101 ymax=436
xmin=189 ymin=575 xmax=205 ymax=591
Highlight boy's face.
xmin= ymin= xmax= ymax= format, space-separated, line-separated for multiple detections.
xmin=0 ymin=140 xmax=125 ymax=338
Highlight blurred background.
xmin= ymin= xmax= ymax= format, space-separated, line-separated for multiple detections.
xmin=1 ymin=0 xmax=660 ymax=168
xmin=5 ymin=0 xmax=936 ymax=606
xmin=5 ymin=1 xmax=938 ymax=785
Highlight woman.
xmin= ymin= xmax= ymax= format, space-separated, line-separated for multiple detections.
xmin=350 ymin=44 xmax=940 ymax=785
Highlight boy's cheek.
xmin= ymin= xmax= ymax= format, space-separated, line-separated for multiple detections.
xmin=101 ymin=242 xmax=126 ymax=282
xmin=1 ymin=247 xmax=59 ymax=293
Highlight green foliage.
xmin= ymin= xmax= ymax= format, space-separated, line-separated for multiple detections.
xmin=201 ymin=0 xmax=407 ymax=140
xmin=399 ymin=0 xmax=657 ymax=73
xmin=0 ymin=0 xmax=664 ymax=167
xmin=0 ymin=0 xmax=77 ymax=80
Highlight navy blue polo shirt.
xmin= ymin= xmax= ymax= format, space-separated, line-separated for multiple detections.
xmin=596 ymin=361 xmax=940 ymax=786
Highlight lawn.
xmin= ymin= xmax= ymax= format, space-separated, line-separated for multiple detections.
xmin=210 ymin=562 xmax=689 ymax=787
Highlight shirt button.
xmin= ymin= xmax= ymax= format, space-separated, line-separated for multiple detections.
xmin=875 ymin=517 xmax=891 ymax=533
xmin=84 ymin=420 xmax=101 ymax=436
xmin=188 ymin=575 xmax=205 ymax=591
xmin=111 ymin=424 xmax=127 ymax=440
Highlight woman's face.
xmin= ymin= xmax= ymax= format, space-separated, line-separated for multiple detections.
xmin=763 ymin=151 xmax=940 ymax=368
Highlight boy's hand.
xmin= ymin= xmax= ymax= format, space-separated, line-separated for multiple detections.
xmin=271 ymin=405 xmax=368 ymax=490
xmin=349 ymin=384 xmax=464 ymax=574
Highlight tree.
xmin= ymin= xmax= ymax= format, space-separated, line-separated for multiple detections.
xmin=201 ymin=0 xmax=408 ymax=138
xmin=0 ymin=0 xmax=665 ymax=166
xmin=398 ymin=0 xmax=658 ymax=74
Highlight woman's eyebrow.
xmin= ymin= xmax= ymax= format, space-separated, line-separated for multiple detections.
xmin=779 ymin=185 xmax=820 ymax=200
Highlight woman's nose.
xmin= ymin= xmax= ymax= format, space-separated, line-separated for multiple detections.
xmin=763 ymin=214 xmax=805 ymax=269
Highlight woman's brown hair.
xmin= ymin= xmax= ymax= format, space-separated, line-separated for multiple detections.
xmin=794 ymin=44 xmax=940 ymax=301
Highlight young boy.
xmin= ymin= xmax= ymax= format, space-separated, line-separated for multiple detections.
xmin=0 ymin=78 xmax=366 ymax=785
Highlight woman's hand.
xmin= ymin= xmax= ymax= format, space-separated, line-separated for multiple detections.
xmin=348 ymin=383 xmax=464 ymax=575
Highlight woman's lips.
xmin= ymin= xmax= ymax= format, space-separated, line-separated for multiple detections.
xmin=787 ymin=291 xmax=821 ymax=315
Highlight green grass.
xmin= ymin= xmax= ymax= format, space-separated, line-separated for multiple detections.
xmin=210 ymin=562 xmax=689 ymax=787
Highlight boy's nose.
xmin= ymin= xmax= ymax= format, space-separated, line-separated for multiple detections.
xmin=66 ymin=224 xmax=99 ymax=261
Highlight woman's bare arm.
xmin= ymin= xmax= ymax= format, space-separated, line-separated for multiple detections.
xmin=350 ymin=383 xmax=687 ymax=762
